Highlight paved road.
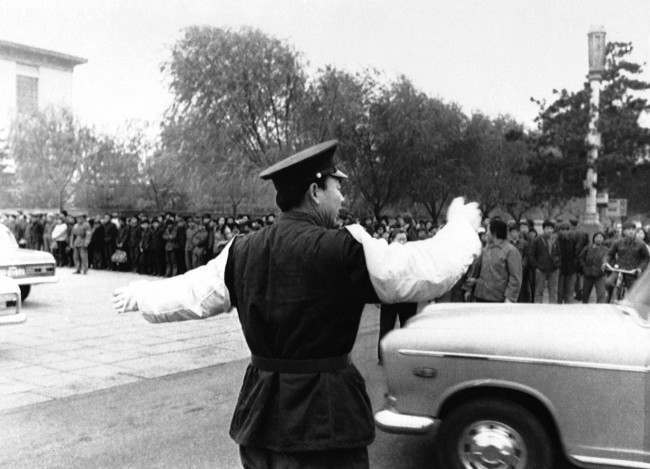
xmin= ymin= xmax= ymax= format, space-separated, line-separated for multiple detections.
xmin=0 ymin=328 xmax=437 ymax=469
xmin=0 ymin=326 xmax=577 ymax=469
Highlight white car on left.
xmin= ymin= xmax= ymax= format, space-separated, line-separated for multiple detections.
xmin=0 ymin=223 xmax=57 ymax=302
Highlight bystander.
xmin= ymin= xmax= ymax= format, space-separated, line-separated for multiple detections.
xmin=468 ymin=219 xmax=522 ymax=303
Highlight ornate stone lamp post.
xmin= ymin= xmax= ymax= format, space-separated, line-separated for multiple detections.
xmin=583 ymin=26 xmax=606 ymax=225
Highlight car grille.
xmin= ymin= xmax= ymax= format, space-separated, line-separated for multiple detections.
xmin=25 ymin=265 xmax=55 ymax=276
xmin=0 ymin=264 xmax=55 ymax=278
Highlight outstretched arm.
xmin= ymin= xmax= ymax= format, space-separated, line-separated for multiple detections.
xmin=112 ymin=240 xmax=234 ymax=323
xmin=345 ymin=197 xmax=482 ymax=304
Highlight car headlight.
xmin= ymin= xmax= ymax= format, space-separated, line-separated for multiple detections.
xmin=0 ymin=293 xmax=19 ymax=315
xmin=6 ymin=266 xmax=26 ymax=278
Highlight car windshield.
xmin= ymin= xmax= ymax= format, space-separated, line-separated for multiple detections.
xmin=0 ymin=225 xmax=19 ymax=250
xmin=625 ymin=268 xmax=650 ymax=320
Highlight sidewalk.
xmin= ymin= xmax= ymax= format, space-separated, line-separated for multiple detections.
xmin=0 ymin=267 xmax=379 ymax=412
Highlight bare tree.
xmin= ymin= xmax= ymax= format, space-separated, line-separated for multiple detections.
xmin=10 ymin=107 xmax=93 ymax=210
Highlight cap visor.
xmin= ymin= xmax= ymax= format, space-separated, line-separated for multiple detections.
xmin=331 ymin=169 xmax=348 ymax=179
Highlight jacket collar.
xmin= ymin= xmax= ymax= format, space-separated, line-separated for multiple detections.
xmin=487 ymin=238 xmax=506 ymax=248
xmin=279 ymin=209 xmax=322 ymax=226
xmin=622 ymin=236 xmax=636 ymax=245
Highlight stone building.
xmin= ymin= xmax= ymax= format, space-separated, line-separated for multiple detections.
xmin=0 ymin=40 xmax=86 ymax=175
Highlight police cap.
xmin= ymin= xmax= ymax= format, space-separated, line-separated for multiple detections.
xmin=259 ymin=140 xmax=347 ymax=190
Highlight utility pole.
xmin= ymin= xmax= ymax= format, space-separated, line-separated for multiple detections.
xmin=583 ymin=26 xmax=606 ymax=226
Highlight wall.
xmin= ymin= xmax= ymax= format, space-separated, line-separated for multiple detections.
xmin=0 ymin=58 xmax=74 ymax=177
xmin=0 ymin=58 xmax=16 ymax=134
xmin=0 ymin=60 xmax=74 ymax=133
xmin=39 ymin=66 xmax=73 ymax=110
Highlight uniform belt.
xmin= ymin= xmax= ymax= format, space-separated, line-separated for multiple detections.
xmin=251 ymin=354 xmax=351 ymax=373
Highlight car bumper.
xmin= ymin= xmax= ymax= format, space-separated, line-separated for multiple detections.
xmin=11 ymin=276 xmax=58 ymax=286
xmin=375 ymin=396 xmax=439 ymax=434
xmin=0 ymin=312 xmax=26 ymax=325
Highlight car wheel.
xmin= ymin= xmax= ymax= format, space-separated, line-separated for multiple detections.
xmin=19 ymin=285 xmax=30 ymax=302
xmin=436 ymin=398 xmax=554 ymax=469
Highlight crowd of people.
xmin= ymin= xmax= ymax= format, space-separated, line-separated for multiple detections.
xmin=338 ymin=214 xmax=649 ymax=305
xmin=0 ymin=211 xmax=276 ymax=276
xmin=2 ymin=210 xmax=649 ymax=305
xmin=0 ymin=210 xmax=438 ymax=277
xmin=463 ymin=218 xmax=650 ymax=305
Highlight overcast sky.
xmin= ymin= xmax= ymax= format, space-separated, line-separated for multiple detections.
xmin=2 ymin=0 xmax=649 ymax=133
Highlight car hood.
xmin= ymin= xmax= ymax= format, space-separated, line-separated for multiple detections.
xmin=382 ymin=302 xmax=650 ymax=368
xmin=0 ymin=248 xmax=56 ymax=266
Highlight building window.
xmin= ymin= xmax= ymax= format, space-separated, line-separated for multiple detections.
xmin=16 ymin=75 xmax=39 ymax=114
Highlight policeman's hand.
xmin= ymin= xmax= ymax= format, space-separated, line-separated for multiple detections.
xmin=112 ymin=286 xmax=138 ymax=314
xmin=447 ymin=197 xmax=482 ymax=232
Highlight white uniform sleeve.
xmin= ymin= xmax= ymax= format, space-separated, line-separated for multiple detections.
xmin=345 ymin=219 xmax=481 ymax=303
xmin=131 ymin=240 xmax=234 ymax=323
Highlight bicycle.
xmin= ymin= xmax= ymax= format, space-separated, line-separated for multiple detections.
xmin=603 ymin=263 xmax=640 ymax=303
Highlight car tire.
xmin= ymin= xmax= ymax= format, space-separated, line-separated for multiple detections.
xmin=19 ymin=285 xmax=30 ymax=302
xmin=436 ymin=398 xmax=554 ymax=469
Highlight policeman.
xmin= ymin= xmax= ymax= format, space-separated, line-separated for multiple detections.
xmin=113 ymin=140 xmax=482 ymax=468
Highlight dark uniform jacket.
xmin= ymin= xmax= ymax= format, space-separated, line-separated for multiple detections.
xmin=579 ymin=244 xmax=609 ymax=278
xmin=529 ymin=234 xmax=560 ymax=273
xmin=605 ymin=237 xmax=650 ymax=271
xmin=103 ymin=221 xmax=118 ymax=249
xmin=90 ymin=223 xmax=104 ymax=251
xmin=224 ymin=210 xmax=379 ymax=452
xmin=574 ymin=230 xmax=589 ymax=273
xmin=557 ymin=231 xmax=579 ymax=275
xmin=162 ymin=225 xmax=178 ymax=251
xmin=28 ymin=220 xmax=44 ymax=247
xmin=511 ymin=238 xmax=528 ymax=269
xmin=117 ymin=225 xmax=129 ymax=250
xmin=128 ymin=225 xmax=142 ymax=251
xmin=140 ymin=227 xmax=154 ymax=251
xmin=150 ymin=226 xmax=164 ymax=252
xmin=175 ymin=223 xmax=186 ymax=251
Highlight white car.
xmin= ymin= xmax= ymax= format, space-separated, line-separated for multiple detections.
xmin=376 ymin=269 xmax=650 ymax=468
xmin=0 ymin=224 xmax=57 ymax=301
xmin=0 ymin=277 xmax=25 ymax=324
